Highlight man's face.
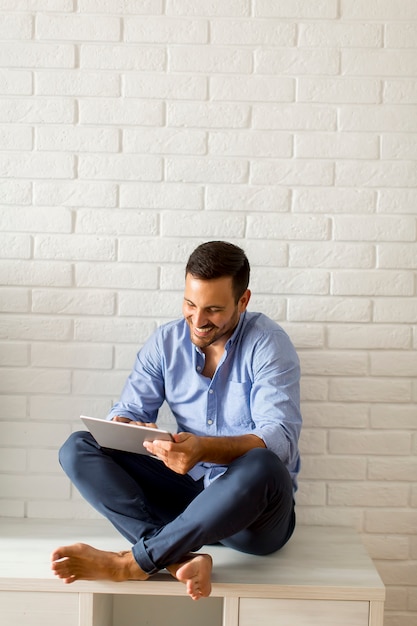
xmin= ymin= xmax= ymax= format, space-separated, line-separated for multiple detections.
xmin=183 ymin=274 xmax=251 ymax=350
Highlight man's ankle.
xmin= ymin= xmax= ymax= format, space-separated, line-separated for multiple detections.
xmin=122 ymin=550 xmax=148 ymax=580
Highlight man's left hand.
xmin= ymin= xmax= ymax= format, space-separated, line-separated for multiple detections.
xmin=143 ymin=432 xmax=202 ymax=474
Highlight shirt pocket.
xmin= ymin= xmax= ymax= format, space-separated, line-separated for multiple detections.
xmin=223 ymin=380 xmax=253 ymax=429
xmin=228 ymin=380 xmax=252 ymax=397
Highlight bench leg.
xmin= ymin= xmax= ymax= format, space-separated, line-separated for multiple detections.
xmin=223 ymin=597 xmax=239 ymax=626
xmin=79 ymin=593 xmax=113 ymax=626
xmin=369 ymin=600 xmax=385 ymax=626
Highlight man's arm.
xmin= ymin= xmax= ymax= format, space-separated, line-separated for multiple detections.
xmin=106 ymin=331 xmax=166 ymax=423
xmin=143 ymin=431 xmax=266 ymax=475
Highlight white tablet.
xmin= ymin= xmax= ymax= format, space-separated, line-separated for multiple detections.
xmin=80 ymin=415 xmax=174 ymax=456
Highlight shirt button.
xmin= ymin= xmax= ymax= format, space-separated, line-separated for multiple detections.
xmin=197 ymin=366 xmax=201 ymax=372
xmin=207 ymin=419 xmax=213 ymax=425
xmin=209 ymin=389 xmax=214 ymax=394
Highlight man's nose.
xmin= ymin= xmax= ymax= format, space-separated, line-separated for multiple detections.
xmin=193 ymin=309 xmax=207 ymax=327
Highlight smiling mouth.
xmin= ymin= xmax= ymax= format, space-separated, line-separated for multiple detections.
xmin=194 ymin=325 xmax=215 ymax=336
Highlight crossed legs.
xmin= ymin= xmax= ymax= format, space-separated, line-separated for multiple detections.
xmin=52 ymin=431 xmax=295 ymax=599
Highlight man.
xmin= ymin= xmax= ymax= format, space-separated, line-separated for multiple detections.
xmin=51 ymin=241 xmax=302 ymax=601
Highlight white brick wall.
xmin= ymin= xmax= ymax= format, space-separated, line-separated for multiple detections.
xmin=0 ymin=2 xmax=415 ymax=624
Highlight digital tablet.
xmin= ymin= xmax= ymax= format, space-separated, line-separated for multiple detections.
xmin=80 ymin=415 xmax=174 ymax=456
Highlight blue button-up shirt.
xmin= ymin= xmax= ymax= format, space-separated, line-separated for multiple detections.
xmin=107 ymin=311 xmax=302 ymax=491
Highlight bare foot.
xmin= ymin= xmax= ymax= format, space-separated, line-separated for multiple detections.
xmin=168 ymin=553 xmax=213 ymax=601
xmin=51 ymin=543 xmax=149 ymax=584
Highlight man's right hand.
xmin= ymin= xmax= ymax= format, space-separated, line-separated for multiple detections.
xmin=112 ymin=416 xmax=158 ymax=428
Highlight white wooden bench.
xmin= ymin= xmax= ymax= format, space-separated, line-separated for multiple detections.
xmin=0 ymin=518 xmax=385 ymax=626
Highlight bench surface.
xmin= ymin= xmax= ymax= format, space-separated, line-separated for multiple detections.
xmin=0 ymin=518 xmax=384 ymax=601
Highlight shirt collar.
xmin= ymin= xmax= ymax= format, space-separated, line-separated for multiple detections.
xmin=225 ymin=309 xmax=247 ymax=349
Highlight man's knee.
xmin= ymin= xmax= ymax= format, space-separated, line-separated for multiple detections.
xmin=59 ymin=430 xmax=95 ymax=477
xmin=236 ymin=448 xmax=293 ymax=496
xmin=244 ymin=446 xmax=279 ymax=466
xmin=240 ymin=447 xmax=285 ymax=477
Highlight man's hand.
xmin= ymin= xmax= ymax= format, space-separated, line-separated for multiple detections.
xmin=143 ymin=432 xmax=202 ymax=475
xmin=112 ymin=416 xmax=158 ymax=428
xmin=143 ymin=431 xmax=265 ymax=474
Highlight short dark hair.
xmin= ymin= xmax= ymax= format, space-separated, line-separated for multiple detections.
xmin=185 ymin=241 xmax=250 ymax=303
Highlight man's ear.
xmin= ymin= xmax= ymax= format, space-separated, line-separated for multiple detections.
xmin=238 ymin=289 xmax=251 ymax=313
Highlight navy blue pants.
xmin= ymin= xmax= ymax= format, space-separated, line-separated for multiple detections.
xmin=59 ymin=431 xmax=295 ymax=574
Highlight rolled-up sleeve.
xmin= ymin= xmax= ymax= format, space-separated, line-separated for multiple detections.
xmin=249 ymin=329 xmax=302 ymax=474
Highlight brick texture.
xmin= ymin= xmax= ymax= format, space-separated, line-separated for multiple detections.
xmin=0 ymin=3 xmax=415 ymax=623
